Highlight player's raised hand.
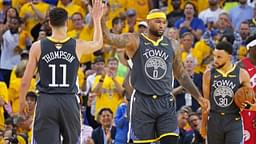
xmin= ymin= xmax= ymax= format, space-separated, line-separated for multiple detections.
xmin=91 ymin=0 xmax=104 ymax=21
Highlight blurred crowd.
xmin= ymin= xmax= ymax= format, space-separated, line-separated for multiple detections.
xmin=0 ymin=0 xmax=255 ymax=143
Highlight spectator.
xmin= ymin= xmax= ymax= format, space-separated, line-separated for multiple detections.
xmin=167 ymin=0 xmax=184 ymax=28
xmin=173 ymin=55 xmax=202 ymax=112
xmin=67 ymin=12 xmax=85 ymax=39
xmin=239 ymin=21 xmax=250 ymax=45
xmin=0 ymin=0 xmax=11 ymax=24
xmin=92 ymin=108 xmax=116 ymax=144
xmin=165 ymin=27 xmax=179 ymax=40
xmin=199 ymin=0 xmax=225 ymax=25
xmin=85 ymin=92 xmax=100 ymax=129
xmin=180 ymin=32 xmax=194 ymax=62
xmin=8 ymin=60 xmax=36 ymax=116
xmin=0 ymin=17 xmax=21 ymax=87
xmin=248 ymin=5 xmax=256 ymax=35
xmin=124 ymin=9 xmax=138 ymax=33
xmin=138 ymin=21 xmax=148 ymax=34
xmin=114 ymin=96 xmax=129 ymax=144
xmin=126 ymin=0 xmax=151 ymax=21
xmin=177 ymin=109 xmax=194 ymax=144
xmin=175 ymin=2 xmax=205 ymax=41
xmin=0 ymin=76 xmax=8 ymax=131
xmin=19 ymin=0 xmax=50 ymax=38
xmin=93 ymin=57 xmax=124 ymax=116
xmin=84 ymin=56 xmax=105 ymax=96
xmin=229 ymin=0 xmax=253 ymax=30
xmin=188 ymin=112 xmax=205 ymax=144
xmin=57 ymin=0 xmax=84 ymax=18
xmin=81 ymin=115 xmax=94 ymax=144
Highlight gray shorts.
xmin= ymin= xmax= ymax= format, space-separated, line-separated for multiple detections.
xmin=207 ymin=112 xmax=243 ymax=144
xmin=32 ymin=93 xmax=81 ymax=144
xmin=130 ymin=90 xmax=179 ymax=143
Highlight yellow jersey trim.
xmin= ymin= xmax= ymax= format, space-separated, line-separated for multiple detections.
xmin=133 ymin=132 xmax=179 ymax=143
xmin=47 ymin=37 xmax=71 ymax=43
xmin=216 ymin=65 xmax=236 ymax=77
xmin=141 ymin=33 xmax=163 ymax=46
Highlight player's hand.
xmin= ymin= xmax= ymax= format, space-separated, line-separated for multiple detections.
xmin=91 ymin=0 xmax=104 ymax=21
xmin=86 ymin=137 xmax=95 ymax=144
xmin=241 ymin=98 xmax=256 ymax=111
xmin=200 ymin=126 xmax=207 ymax=139
xmin=198 ymin=96 xmax=210 ymax=113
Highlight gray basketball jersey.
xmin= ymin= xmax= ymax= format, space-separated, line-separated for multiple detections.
xmin=210 ymin=65 xmax=241 ymax=114
xmin=37 ymin=37 xmax=79 ymax=94
xmin=131 ymin=34 xmax=174 ymax=95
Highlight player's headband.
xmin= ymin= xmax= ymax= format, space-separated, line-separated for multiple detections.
xmin=246 ymin=39 xmax=256 ymax=50
xmin=146 ymin=12 xmax=166 ymax=20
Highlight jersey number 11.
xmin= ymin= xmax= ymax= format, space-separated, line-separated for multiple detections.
xmin=48 ymin=64 xmax=69 ymax=87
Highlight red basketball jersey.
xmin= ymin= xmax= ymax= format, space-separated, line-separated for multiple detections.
xmin=241 ymin=58 xmax=256 ymax=144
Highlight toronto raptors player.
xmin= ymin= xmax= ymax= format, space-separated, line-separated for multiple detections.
xmin=238 ymin=36 xmax=256 ymax=144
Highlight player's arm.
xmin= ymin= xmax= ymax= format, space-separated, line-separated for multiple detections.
xmin=19 ymin=41 xmax=40 ymax=115
xmin=76 ymin=0 xmax=104 ymax=58
xmin=200 ymin=69 xmax=211 ymax=138
xmin=240 ymin=69 xmax=256 ymax=111
xmin=172 ymin=40 xmax=209 ymax=110
xmin=101 ymin=17 xmax=139 ymax=58
xmin=239 ymin=68 xmax=251 ymax=88
xmin=236 ymin=60 xmax=246 ymax=69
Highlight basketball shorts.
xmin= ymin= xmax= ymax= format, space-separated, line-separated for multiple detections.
xmin=130 ymin=90 xmax=179 ymax=143
xmin=32 ymin=93 xmax=81 ymax=144
xmin=207 ymin=112 xmax=243 ymax=144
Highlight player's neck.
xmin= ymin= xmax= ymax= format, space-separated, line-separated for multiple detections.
xmin=146 ymin=32 xmax=161 ymax=42
xmin=51 ymin=27 xmax=68 ymax=41
xmin=219 ymin=63 xmax=233 ymax=73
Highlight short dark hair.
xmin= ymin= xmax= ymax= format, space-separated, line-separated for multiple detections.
xmin=98 ymin=108 xmax=113 ymax=116
xmin=49 ymin=8 xmax=68 ymax=27
xmin=188 ymin=112 xmax=199 ymax=119
xmin=71 ymin=12 xmax=83 ymax=20
xmin=215 ymin=41 xmax=233 ymax=55
xmin=26 ymin=91 xmax=37 ymax=102
xmin=107 ymin=57 xmax=118 ymax=63
xmin=112 ymin=17 xmax=121 ymax=27
xmin=240 ymin=21 xmax=250 ymax=27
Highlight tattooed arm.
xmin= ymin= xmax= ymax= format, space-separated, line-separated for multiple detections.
xmin=172 ymin=40 xmax=209 ymax=111
xmin=200 ymin=69 xmax=211 ymax=138
xmin=101 ymin=17 xmax=139 ymax=58
xmin=172 ymin=40 xmax=202 ymax=101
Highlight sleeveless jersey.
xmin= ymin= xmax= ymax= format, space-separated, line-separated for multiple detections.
xmin=209 ymin=65 xmax=241 ymax=115
xmin=37 ymin=37 xmax=79 ymax=94
xmin=241 ymin=58 xmax=256 ymax=144
xmin=131 ymin=34 xmax=174 ymax=96
xmin=241 ymin=58 xmax=256 ymax=91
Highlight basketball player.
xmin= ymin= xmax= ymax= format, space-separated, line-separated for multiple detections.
xmin=18 ymin=0 xmax=104 ymax=143
xmin=201 ymin=41 xmax=251 ymax=144
xmin=102 ymin=9 xmax=209 ymax=144
xmin=238 ymin=36 xmax=256 ymax=144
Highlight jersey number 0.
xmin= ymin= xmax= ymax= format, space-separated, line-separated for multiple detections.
xmin=48 ymin=64 xmax=69 ymax=87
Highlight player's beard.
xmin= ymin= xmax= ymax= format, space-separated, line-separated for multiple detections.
xmin=215 ymin=62 xmax=225 ymax=69
xmin=149 ymin=28 xmax=164 ymax=37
